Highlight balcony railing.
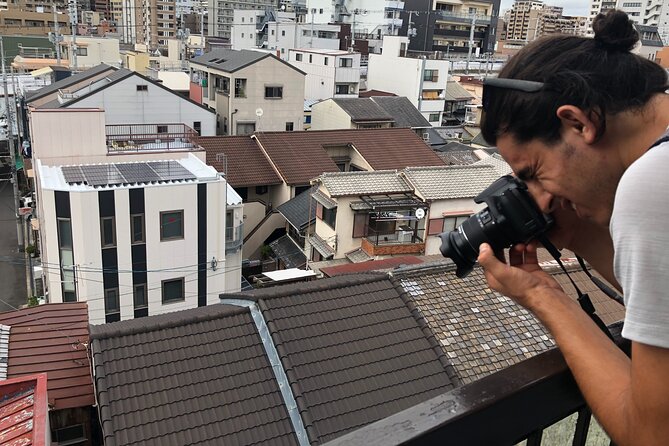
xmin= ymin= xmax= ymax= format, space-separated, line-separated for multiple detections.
xmin=324 ymin=322 xmax=627 ymax=446
xmin=106 ymin=124 xmax=200 ymax=153
xmin=362 ymin=228 xmax=425 ymax=256
xmin=433 ymin=11 xmax=492 ymax=26
xmin=226 ymin=224 xmax=244 ymax=253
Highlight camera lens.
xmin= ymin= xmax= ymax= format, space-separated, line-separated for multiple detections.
xmin=439 ymin=213 xmax=492 ymax=278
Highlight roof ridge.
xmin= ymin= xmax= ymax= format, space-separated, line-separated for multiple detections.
xmin=405 ymin=164 xmax=495 ymax=171
xmin=321 ymin=169 xmax=398 ymax=177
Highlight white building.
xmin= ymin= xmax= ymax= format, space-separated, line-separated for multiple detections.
xmin=287 ymin=48 xmax=360 ymax=100
xmin=231 ymin=9 xmax=341 ymax=58
xmin=29 ymin=107 xmax=243 ymax=324
xmin=367 ymin=36 xmax=449 ymax=126
xmin=305 ymin=0 xmax=404 ymax=40
xmin=59 ymin=36 xmax=122 ymax=70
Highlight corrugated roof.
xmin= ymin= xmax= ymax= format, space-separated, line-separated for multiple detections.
xmin=90 ymin=304 xmax=298 ymax=446
xmin=277 ymin=186 xmax=317 ymax=231
xmin=0 ymin=373 xmax=49 ymax=446
xmin=370 ymin=96 xmax=431 ymax=128
xmin=90 ymin=274 xmax=454 ymax=445
xmin=0 ymin=303 xmax=94 ymax=410
xmin=190 ymin=49 xmax=271 ymax=72
xmin=403 ymin=164 xmax=500 ymax=200
xmin=199 ymin=135 xmax=283 ymax=187
xmin=318 ymin=170 xmax=413 ymax=197
xmin=332 ymin=98 xmax=394 ymax=122
xmin=269 ymin=235 xmax=307 ymax=269
xmin=25 ymin=63 xmax=116 ymax=103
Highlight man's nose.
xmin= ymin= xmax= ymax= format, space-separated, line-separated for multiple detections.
xmin=528 ymin=186 xmax=556 ymax=214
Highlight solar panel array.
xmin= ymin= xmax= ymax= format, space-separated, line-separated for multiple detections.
xmin=61 ymin=161 xmax=196 ymax=187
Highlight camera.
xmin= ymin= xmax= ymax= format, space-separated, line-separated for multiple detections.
xmin=438 ymin=175 xmax=554 ymax=278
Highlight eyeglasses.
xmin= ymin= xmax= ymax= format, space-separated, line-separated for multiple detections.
xmin=482 ymin=78 xmax=545 ymax=111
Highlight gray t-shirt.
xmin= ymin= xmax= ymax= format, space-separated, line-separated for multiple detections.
xmin=612 ymin=136 xmax=669 ymax=348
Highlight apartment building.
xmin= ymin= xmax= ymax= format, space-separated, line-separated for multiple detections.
xmin=208 ymin=0 xmax=275 ymax=40
xmin=613 ymin=0 xmax=669 ymax=42
xmin=287 ymin=48 xmax=360 ymax=100
xmin=121 ymin=0 xmax=177 ymax=48
xmin=305 ymin=0 xmax=405 ymax=40
xmin=0 ymin=9 xmax=69 ymax=36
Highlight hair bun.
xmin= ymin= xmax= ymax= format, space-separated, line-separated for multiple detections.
xmin=592 ymin=10 xmax=639 ymax=52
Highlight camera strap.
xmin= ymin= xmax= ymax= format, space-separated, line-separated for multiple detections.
xmin=537 ymin=235 xmax=614 ymax=341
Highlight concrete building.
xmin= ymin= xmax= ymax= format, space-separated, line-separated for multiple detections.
xmin=189 ymin=49 xmax=305 ymax=135
xmin=0 ymin=9 xmax=69 ymax=36
xmin=287 ymin=48 xmax=360 ymax=100
xmin=28 ymin=106 xmax=242 ymax=324
xmin=305 ymin=0 xmax=405 ymax=40
xmin=121 ymin=0 xmax=177 ymax=48
xmin=59 ymin=36 xmax=121 ymax=70
xmin=231 ymin=9 xmax=341 ymax=58
xmin=367 ymin=36 xmax=449 ymax=126
xmin=613 ymin=0 xmax=669 ymax=43
xmin=208 ymin=0 xmax=275 ymax=41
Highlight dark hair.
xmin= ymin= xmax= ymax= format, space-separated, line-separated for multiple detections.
xmin=481 ymin=10 xmax=668 ymax=146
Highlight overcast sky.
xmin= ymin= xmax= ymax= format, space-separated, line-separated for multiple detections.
xmin=499 ymin=0 xmax=590 ymax=16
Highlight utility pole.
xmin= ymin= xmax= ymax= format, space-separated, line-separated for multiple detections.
xmin=68 ymin=0 xmax=78 ymax=70
xmin=310 ymin=8 xmax=315 ymax=48
xmin=465 ymin=13 xmax=476 ymax=75
xmin=0 ymin=37 xmax=25 ymax=253
xmin=53 ymin=5 xmax=62 ymax=64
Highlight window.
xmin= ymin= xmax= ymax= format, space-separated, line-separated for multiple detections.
xmin=428 ymin=214 xmax=470 ymax=235
xmin=295 ymin=53 xmax=303 ymax=61
xmin=162 ymin=278 xmax=185 ymax=303
xmin=255 ymin=185 xmax=268 ymax=195
xmin=339 ymin=58 xmax=352 ymax=67
xmin=53 ymin=424 xmax=86 ymax=445
xmin=309 ymin=54 xmax=313 ymax=63
xmin=241 ymin=32 xmax=245 ymax=37
xmin=423 ymin=69 xmax=439 ymax=82
xmin=317 ymin=203 xmax=337 ymax=229
xmin=352 ymin=213 xmax=369 ymax=238
xmin=319 ymin=8 xmax=323 ymax=13
xmin=58 ymin=218 xmax=73 ymax=248
xmin=241 ymin=16 xmax=244 ymax=22
xmin=429 ymin=113 xmax=440 ymax=122
xmin=76 ymin=47 xmax=88 ymax=56
xmin=104 ymin=288 xmax=120 ymax=314
xmin=285 ymin=122 xmax=294 ymax=131
xmin=324 ymin=57 xmax=328 ymax=66
xmin=131 ymin=214 xmax=145 ymax=244
xmin=133 ymin=284 xmax=147 ymax=309
xmin=136 ymin=85 xmax=148 ymax=91
xmin=100 ymin=217 xmax=116 ymax=248
xmin=335 ymin=84 xmax=351 ymax=95
xmin=157 ymin=125 xmax=168 ymax=134
xmin=304 ymin=115 xmax=311 ymax=124
xmin=265 ymin=86 xmax=283 ymax=98
xmin=234 ymin=78 xmax=247 ymax=98
xmin=193 ymin=121 xmax=201 ymax=135
xmin=422 ymin=90 xmax=440 ymax=100
xmin=160 ymin=210 xmax=184 ymax=240
xmin=281 ymin=30 xmax=285 ymax=36
xmin=443 ymin=215 xmax=470 ymax=232
xmin=271 ymin=29 xmax=275 ymax=35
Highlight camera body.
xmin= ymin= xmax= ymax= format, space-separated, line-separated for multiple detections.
xmin=438 ymin=175 xmax=553 ymax=278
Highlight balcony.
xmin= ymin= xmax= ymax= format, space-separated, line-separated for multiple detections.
xmin=106 ymin=124 xmax=201 ymax=154
xmin=362 ymin=228 xmax=425 ymax=256
xmin=226 ymin=223 xmax=244 ymax=253
xmin=324 ymin=322 xmax=627 ymax=446
xmin=434 ymin=10 xmax=492 ymax=26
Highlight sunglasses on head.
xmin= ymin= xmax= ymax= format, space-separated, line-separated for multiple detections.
xmin=482 ymin=78 xmax=545 ymax=111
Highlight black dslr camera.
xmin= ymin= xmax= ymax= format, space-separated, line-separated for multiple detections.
xmin=439 ymin=175 xmax=553 ymax=278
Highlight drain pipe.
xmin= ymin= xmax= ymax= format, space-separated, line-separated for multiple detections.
xmin=220 ymin=299 xmax=309 ymax=446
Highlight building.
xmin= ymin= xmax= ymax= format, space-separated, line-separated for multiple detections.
xmin=635 ymin=23 xmax=665 ymax=61
xmin=367 ymin=36 xmax=449 ymax=126
xmin=503 ymin=1 xmax=589 ymax=42
xmin=232 ymin=9 xmax=341 ymax=58
xmin=310 ymin=96 xmax=431 ymax=134
xmin=58 ymin=36 xmax=121 ymax=70
xmin=208 ymin=0 xmax=275 ymax=40
xmin=189 ymin=49 xmax=305 ymax=135
xmin=121 ymin=0 xmax=177 ymax=48
xmin=287 ymin=48 xmax=361 ymax=100
xmin=0 ymin=10 xmax=69 ymax=36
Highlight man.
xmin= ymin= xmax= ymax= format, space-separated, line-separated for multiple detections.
xmin=477 ymin=10 xmax=669 ymax=446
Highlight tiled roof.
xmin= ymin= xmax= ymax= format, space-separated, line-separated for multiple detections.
xmin=403 ymin=164 xmax=500 ymax=200
xmin=269 ymin=235 xmax=307 ymax=268
xmin=444 ymin=81 xmax=475 ymax=101
xmin=0 ymin=303 xmax=94 ymax=410
xmin=332 ymin=98 xmax=394 ymax=122
xmin=90 ymin=274 xmax=455 ymax=445
xmin=90 ymin=305 xmax=298 ymax=446
xmin=321 ymin=256 xmax=423 ymax=277
xmin=472 ymin=153 xmax=513 ymax=176
xmin=276 ymin=186 xmax=317 ymax=231
xmin=318 ymin=170 xmax=413 ymax=197
xmin=309 ymin=233 xmax=336 ymax=259
xmin=437 ymin=150 xmax=479 ymax=165
xmin=25 ymin=63 xmax=117 ymax=102
xmin=358 ymin=89 xmax=397 ymax=97
xmin=242 ymin=274 xmax=454 ymax=443
xmin=254 ymin=128 xmax=445 ymax=185
xmin=370 ymin=96 xmax=431 ymax=128
xmin=198 ymin=135 xmax=283 ymax=187
xmin=189 ymin=49 xmax=271 ymax=72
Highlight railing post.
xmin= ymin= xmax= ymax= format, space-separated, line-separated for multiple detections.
xmin=572 ymin=408 xmax=592 ymax=446
xmin=526 ymin=430 xmax=543 ymax=446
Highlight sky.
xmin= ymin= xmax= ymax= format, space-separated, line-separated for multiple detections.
xmin=499 ymin=0 xmax=590 ymax=16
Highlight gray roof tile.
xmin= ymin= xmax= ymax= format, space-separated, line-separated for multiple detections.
xmin=190 ymin=49 xmax=271 ymax=72
xmin=332 ymin=98 xmax=394 ymax=122
xmin=370 ymin=97 xmax=431 ymax=128
xmin=276 ymin=186 xmax=317 ymax=230
xmin=472 ymin=153 xmax=513 ymax=176
xmin=403 ymin=164 xmax=500 ymax=200
xmin=26 ymin=63 xmax=117 ymax=103
xmin=318 ymin=170 xmax=413 ymax=197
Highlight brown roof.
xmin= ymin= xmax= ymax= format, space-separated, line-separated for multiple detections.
xmin=198 ymin=135 xmax=283 ymax=188
xmin=90 ymin=274 xmax=454 ymax=445
xmin=0 ymin=303 xmax=94 ymax=410
xmin=255 ymin=128 xmax=446 ymax=185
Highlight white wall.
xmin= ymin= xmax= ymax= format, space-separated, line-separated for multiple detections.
xmin=310 ymin=99 xmax=353 ymax=130
xmin=288 ymin=50 xmax=360 ymax=100
xmin=61 ymin=36 xmax=121 ymax=69
xmin=70 ymin=74 xmax=217 ymax=136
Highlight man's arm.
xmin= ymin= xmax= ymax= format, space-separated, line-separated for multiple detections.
xmin=478 ymin=243 xmax=669 ymax=446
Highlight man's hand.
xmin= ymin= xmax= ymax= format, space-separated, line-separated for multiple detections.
xmin=477 ymin=242 xmax=564 ymax=311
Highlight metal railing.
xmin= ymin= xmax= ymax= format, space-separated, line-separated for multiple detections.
xmin=226 ymin=224 xmax=244 ymax=253
xmin=106 ymin=124 xmax=200 ymax=153
xmin=324 ymin=322 xmax=627 ymax=446
xmin=365 ymin=227 xmax=425 ymax=246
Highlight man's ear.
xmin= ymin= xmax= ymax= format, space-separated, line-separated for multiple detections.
xmin=556 ymin=105 xmax=599 ymax=144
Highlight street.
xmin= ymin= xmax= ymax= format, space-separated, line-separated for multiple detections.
xmin=0 ymin=183 xmax=27 ymax=311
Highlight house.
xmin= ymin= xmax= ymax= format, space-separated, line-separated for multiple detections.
xmin=199 ymin=128 xmax=446 ymax=259
xmin=0 ymin=373 xmax=50 ymax=445
xmin=189 ymin=49 xmax=306 ymax=135
xmin=367 ymin=36 xmax=450 ymax=126
xmin=0 ymin=303 xmax=96 ymax=444
xmin=25 ymin=64 xmax=118 ymax=108
xmin=89 ymin=273 xmax=455 ymax=445
xmin=29 ymin=66 xmax=216 ymax=136
xmin=270 ymin=186 xmax=318 ymax=269
xmin=443 ymin=81 xmax=476 ymax=126
xmin=28 ymin=107 xmax=243 ymax=323
xmin=287 ymin=48 xmax=361 ymax=100
xmin=310 ymin=96 xmax=431 ymax=137
xmin=58 ymin=36 xmax=121 ymax=71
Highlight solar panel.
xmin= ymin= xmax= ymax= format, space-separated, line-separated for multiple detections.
xmin=61 ymin=161 xmax=196 ymax=187
xmin=80 ymin=165 xmax=125 ymax=187
xmin=148 ymin=161 xmax=196 ymax=182
xmin=116 ymin=163 xmax=161 ymax=184
xmin=61 ymin=166 xmax=85 ymax=184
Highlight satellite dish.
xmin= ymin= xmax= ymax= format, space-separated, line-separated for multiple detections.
xmin=255 ymin=108 xmax=264 ymax=117
xmin=415 ymin=208 xmax=425 ymax=219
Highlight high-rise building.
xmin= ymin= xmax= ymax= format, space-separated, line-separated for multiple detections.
xmin=121 ymin=0 xmax=176 ymax=48
xmin=613 ymin=0 xmax=669 ymax=43
xmin=208 ymin=0 xmax=276 ymax=40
